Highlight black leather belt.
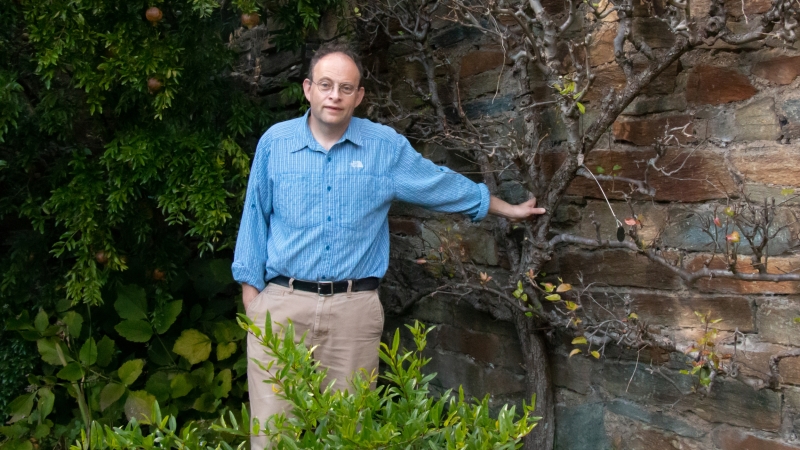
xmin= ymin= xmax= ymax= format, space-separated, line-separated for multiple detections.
xmin=268 ymin=275 xmax=380 ymax=296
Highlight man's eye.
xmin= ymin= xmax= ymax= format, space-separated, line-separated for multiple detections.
xmin=319 ymin=81 xmax=333 ymax=89
xmin=340 ymin=85 xmax=355 ymax=94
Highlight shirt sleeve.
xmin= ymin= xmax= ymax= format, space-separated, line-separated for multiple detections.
xmin=390 ymin=133 xmax=490 ymax=222
xmin=231 ymin=136 xmax=272 ymax=291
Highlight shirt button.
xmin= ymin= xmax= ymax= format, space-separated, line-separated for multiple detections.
xmin=325 ymin=245 xmax=330 ymax=251
xmin=327 ymin=186 xmax=331 ymax=191
xmin=327 ymin=156 xmax=332 ymax=162
xmin=327 ymin=216 xmax=331 ymax=221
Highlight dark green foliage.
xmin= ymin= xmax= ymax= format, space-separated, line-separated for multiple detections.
xmin=0 ymin=0 xmax=338 ymax=448
xmin=72 ymin=321 xmax=538 ymax=449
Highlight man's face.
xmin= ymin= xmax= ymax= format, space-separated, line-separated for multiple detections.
xmin=303 ymin=52 xmax=365 ymax=132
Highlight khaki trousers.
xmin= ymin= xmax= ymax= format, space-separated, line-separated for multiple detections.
xmin=245 ymin=283 xmax=384 ymax=450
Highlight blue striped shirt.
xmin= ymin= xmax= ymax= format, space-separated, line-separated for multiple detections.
xmin=231 ymin=112 xmax=491 ymax=291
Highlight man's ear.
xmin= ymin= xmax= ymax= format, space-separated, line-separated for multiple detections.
xmin=303 ymin=79 xmax=313 ymax=102
xmin=354 ymin=86 xmax=365 ymax=108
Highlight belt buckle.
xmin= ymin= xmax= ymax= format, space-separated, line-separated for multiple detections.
xmin=317 ymin=281 xmax=334 ymax=296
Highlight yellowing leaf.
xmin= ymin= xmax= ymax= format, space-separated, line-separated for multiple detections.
xmin=556 ymin=283 xmax=572 ymax=293
xmin=545 ymin=294 xmax=561 ymax=301
xmin=571 ymin=337 xmax=587 ymax=345
xmin=541 ymin=282 xmax=555 ymax=293
xmin=173 ymin=329 xmax=212 ymax=365
xmin=569 ymin=348 xmax=581 ymax=358
xmin=781 ymin=188 xmax=795 ymax=196
xmin=564 ymin=301 xmax=578 ymax=311
xmin=591 ymin=351 xmax=600 ymax=359
xmin=628 ymin=313 xmax=639 ymax=320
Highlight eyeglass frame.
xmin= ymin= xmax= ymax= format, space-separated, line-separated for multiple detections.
xmin=307 ymin=78 xmax=361 ymax=97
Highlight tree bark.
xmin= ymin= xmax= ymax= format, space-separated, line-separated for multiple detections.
xmin=514 ymin=311 xmax=554 ymax=450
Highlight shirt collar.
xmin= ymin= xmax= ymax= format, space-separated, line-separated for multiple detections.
xmin=290 ymin=111 xmax=363 ymax=152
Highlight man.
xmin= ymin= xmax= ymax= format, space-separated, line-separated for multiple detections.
xmin=232 ymin=43 xmax=545 ymax=448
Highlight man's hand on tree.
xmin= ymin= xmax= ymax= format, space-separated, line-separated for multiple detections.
xmin=489 ymin=195 xmax=547 ymax=222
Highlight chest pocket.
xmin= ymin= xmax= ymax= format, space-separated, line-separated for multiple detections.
xmin=274 ymin=173 xmax=324 ymax=228
xmin=332 ymin=174 xmax=390 ymax=230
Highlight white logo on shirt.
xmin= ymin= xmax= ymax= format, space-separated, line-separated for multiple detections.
xmin=351 ymin=160 xmax=364 ymax=169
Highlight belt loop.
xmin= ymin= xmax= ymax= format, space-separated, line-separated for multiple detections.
xmin=347 ymin=279 xmax=353 ymax=297
xmin=288 ymin=277 xmax=295 ymax=294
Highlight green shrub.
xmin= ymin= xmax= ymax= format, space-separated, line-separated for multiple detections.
xmin=69 ymin=319 xmax=539 ymax=449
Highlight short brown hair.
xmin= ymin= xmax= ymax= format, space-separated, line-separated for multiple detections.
xmin=307 ymin=43 xmax=364 ymax=86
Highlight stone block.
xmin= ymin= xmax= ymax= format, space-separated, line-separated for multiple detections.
xmin=460 ymin=51 xmax=507 ymax=78
xmin=259 ymin=50 xmax=302 ymax=77
xmin=724 ymin=0 xmax=775 ymax=17
xmin=688 ymin=377 xmax=782 ymax=430
xmin=736 ymin=98 xmax=781 ymax=141
xmin=642 ymin=61 xmax=679 ymax=96
xmin=686 ymin=255 xmax=800 ymax=294
xmin=555 ymin=402 xmax=610 ymax=450
xmin=632 ymin=18 xmax=676 ymax=49
xmin=756 ymin=297 xmax=800 ymax=346
xmin=606 ymin=399 xmax=705 ymax=438
xmin=752 ymin=56 xmax=800 ymax=85
xmin=588 ymin=24 xmax=617 ymax=67
xmin=622 ymin=94 xmax=687 ymax=116
xmin=431 ymin=26 xmax=484 ymax=49
xmin=551 ymin=352 xmax=597 ymax=394
xmin=389 ymin=217 xmax=422 ymax=237
xmin=433 ymin=324 xmax=522 ymax=368
xmin=463 ymin=69 xmax=504 ymax=100
xmin=463 ymin=95 xmax=513 ymax=119
xmin=566 ymin=200 xmax=668 ymax=244
xmin=612 ymin=115 xmax=694 ymax=146
xmin=712 ymin=426 xmax=800 ymax=449
xmin=542 ymin=147 xmax=736 ymax=202
xmin=686 ymin=65 xmax=757 ymax=106
xmin=601 ymin=361 xmax=693 ymax=405
xmin=715 ymin=337 xmax=800 ymax=385
xmin=730 ymin=142 xmax=800 ymax=187
xmin=582 ymin=64 xmax=626 ymax=103
xmin=743 ymin=184 xmax=800 ymax=205
xmin=630 ymin=293 xmax=754 ymax=332
xmin=410 ymin=295 xmax=455 ymax=326
xmin=556 ymin=248 xmax=682 ymax=290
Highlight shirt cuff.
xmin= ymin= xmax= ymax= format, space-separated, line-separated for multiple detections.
xmin=472 ymin=183 xmax=491 ymax=222
xmin=231 ymin=263 xmax=266 ymax=291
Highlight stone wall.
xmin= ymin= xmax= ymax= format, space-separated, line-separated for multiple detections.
xmin=234 ymin=3 xmax=800 ymax=448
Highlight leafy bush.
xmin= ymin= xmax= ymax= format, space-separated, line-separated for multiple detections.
xmin=70 ymin=319 xmax=538 ymax=449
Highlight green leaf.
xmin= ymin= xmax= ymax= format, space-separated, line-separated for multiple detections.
xmin=115 ymin=319 xmax=153 ymax=343
xmin=145 ymin=372 xmax=172 ymax=404
xmin=118 ymin=359 xmax=145 ymax=386
xmin=612 ymin=164 xmax=622 ymax=171
xmin=100 ymin=383 xmax=126 ymax=411
xmin=596 ymin=166 xmax=605 ymax=174
xmin=576 ymin=102 xmax=585 ymax=114
xmin=79 ymin=337 xmax=97 ymax=366
xmin=212 ymin=369 xmax=232 ymax=398
xmin=545 ymin=294 xmax=561 ymax=301
xmin=124 ymin=390 xmax=156 ymax=424
xmin=173 ymin=329 xmax=212 ymax=365
xmin=37 ymin=338 xmax=70 ymax=366
xmin=153 ymin=300 xmax=182 ymax=334
xmin=96 ymin=335 xmax=116 ymax=367
xmin=37 ymin=387 xmax=55 ymax=419
xmin=213 ymin=320 xmax=247 ymax=343
xmin=61 ymin=311 xmax=83 ymax=337
xmin=115 ymin=284 xmax=148 ymax=321
xmin=34 ymin=309 xmax=49 ymax=332
xmin=6 ymin=393 xmax=35 ymax=423
xmin=170 ymin=373 xmax=195 ymax=398
xmin=781 ymin=188 xmax=795 ymax=196
xmin=217 ymin=342 xmax=237 ymax=361
xmin=192 ymin=392 xmax=218 ymax=413
xmin=57 ymin=362 xmax=84 ymax=381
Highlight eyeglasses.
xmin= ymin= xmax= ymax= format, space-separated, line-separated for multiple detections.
xmin=310 ymin=80 xmax=359 ymax=96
